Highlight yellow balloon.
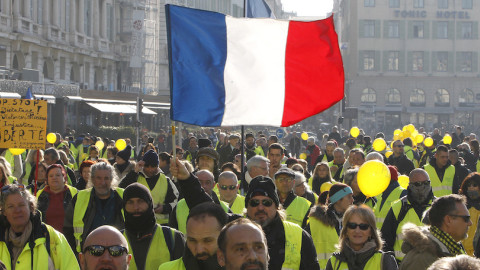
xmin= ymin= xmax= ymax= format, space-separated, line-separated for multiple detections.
xmin=350 ymin=127 xmax=360 ymax=138
xmin=46 ymin=133 xmax=57 ymax=144
xmin=299 ymin=153 xmax=307 ymax=160
xmin=390 ymin=141 xmax=395 ymax=149
xmin=402 ymin=125 xmax=408 ymax=132
xmin=393 ymin=134 xmax=401 ymax=141
xmin=320 ymin=182 xmax=333 ymax=193
xmin=415 ymin=134 xmax=425 ymax=144
xmin=385 ymin=151 xmax=393 ymax=158
xmin=407 ymin=124 xmax=415 ymax=133
xmin=115 ymin=139 xmax=127 ymax=151
xmin=95 ymin=140 xmax=105 ymax=151
xmin=372 ymin=138 xmax=387 ymax=152
xmin=443 ymin=134 xmax=452 ymax=145
xmin=357 ymin=160 xmax=391 ymax=197
xmin=393 ymin=129 xmax=401 ymax=136
xmin=301 ymin=132 xmax=309 ymax=141
xmin=424 ymin=137 xmax=434 ymax=147
xmin=398 ymin=175 xmax=409 ymax=189
xmin=9 ymin=148 xmax=26 ymax=155
xmin=402 ymin=130 xmax=411 ymax=138
xmin=411 ymin=130 xmax=418 ymax=138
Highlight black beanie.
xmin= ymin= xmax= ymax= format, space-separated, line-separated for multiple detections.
xmin=123 ymin=183 xmax=156 ymax=234
xmin=123 ymin=182 xmax=153 ymax=206
xmin=116 ymin=144 xmax=131 ymax=162
xmin=245 ymin=176 xmax=280 ymax=207
xmin=142 ymin=149 xmax=159 ymax=167
xmin=198 ymin=138 xmax=212 ymax=148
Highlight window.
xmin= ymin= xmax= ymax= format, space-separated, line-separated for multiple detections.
xmin=437 ymin=21 xmax=448 ymax=39
xmin=414 ymin=0 xmax=424 ymax=8
xmin=413 ymin=21 xmax=424 ymax=38
xmin=462 ymin=0 xmax=473 ymax=9
xmin=362 ymin=51 xmax=375 ymax=71
xmin=388 ymin=51 xmax=399 ymax=71
xmin=435 ymin=52 xmax=448 ymax=72
xmin=388 ymin=21 xmax=400 ymax=38
xmin=459 ymin=89 xmax=474 ymax=104
xmin=412 ymin=52 xmax=424 ymax=71
xmin=435 ymin=89 xmax=450 ymax=106
xmin=361 ymin=88 xmax=376 ymax=103
xmin=389 ymin=0 xmax=400 ymax=8
xmin=458 ymin=52 xmax=472 ymax=72
xmin=364 ymin=20 xmax=375 ymax=37
xmin=386 ymin=89 xmax=401 ymax=104
xmin=410 ymin=89 xmax=426 ymax=105
xmin=438 ymin=0 xmax=448 ymax=8
xmin=364 ymin=0 xmax=375 ymax=7
xmin=461 ymin=22 xmax=473 ymax=39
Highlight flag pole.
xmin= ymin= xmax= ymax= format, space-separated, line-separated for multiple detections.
xmin=240 ymin=125 xmax=246 ymax=194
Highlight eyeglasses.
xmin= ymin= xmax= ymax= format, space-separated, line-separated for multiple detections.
xmin=410 ymin=180 xmax=431 ymax=187
xmin=449 ymin=214 xmax=471 ymax=223
xmin=219 ymin=185 xmax=237 ymax=191
xmin=469 ymin=183 xmax=478 ymax=188
xmin=248 ymin=199 xmax=274 ymax=208
xmin=275 ymin=177 xmax=293 ymax=183
xmin=84 ymin=245 xmax=128 ymax=257
xmin=346 ymin=222 xmax=370 ymax=231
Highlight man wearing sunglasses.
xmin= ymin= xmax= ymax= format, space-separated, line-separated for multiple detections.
xmin=119 ymin=150 xmax=179 ymax=225
xmin=381 ymin=168 xmax=436 ymax=262
xmin=387 ymin=140 xmax=415 ymax=176
xmin=217 ymin=171 xmax=245 ymax=215
xmin=79 ymin=225 xmax=132 ymax=270
xmin=400 ymin=194 xmax=472 ymax=270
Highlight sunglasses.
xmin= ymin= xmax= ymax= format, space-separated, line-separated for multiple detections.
xmin=84 ymin=245 xmax=128 ymax=257
xmin=410 ymin=180 xmax=431 ymax=187
xmin=219 ymin=185 xmax=237 ymax=191
xmin=449 ymin=214 xmax=471 ymax=223
xmin=346 ymin=222 xmax=370 ymax=231
xmin=249 ymin=199 xmax=274 ymax=208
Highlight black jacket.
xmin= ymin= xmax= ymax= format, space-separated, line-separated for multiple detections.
xmin=452 ymin=161 xmax=471 ymax=194
xmin=387 ymin=154 xmax=415 ymax=176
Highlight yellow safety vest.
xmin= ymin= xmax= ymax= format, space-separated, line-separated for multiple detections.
xmin=176 ymin=198 xmax=229 ymax=235
xmin=476 ymin=161 xmax=479 ymax=173
xmin=424 ymin=164 xmax=455 ymax=197
xmin=72 ymin=187 xmax=124 ymax=252
xmin=158 ymin=258 xmax=186 ymax=270
xmin=309 ymin=218 xmax=339 ymax=269
xmin=36 ymin=184 xmax=78 ymax=199
xmin=125 ymin=224 xmax=172 ymax=270
xmin=463 ymin=206 xmax=480 ymax=256
xmin=329 ymin=252 xmax=383 ymax=270
xmin=76 ymin=145 xmax=90 ymax=168
xmin=328 ymin=161 xmax=345 ymax=180
xmin=229 ymin=195 xmax=246 ymax=215
xmin=373 ymin=186 xmax=405 ymax=229
xmin=282 ymin=221 xmax=303 ymax=270
xmin=24 ymin=162 xmax=32 ymax=184
xmin=404 ymin=146 xmax=419 ymax=168
xmin=138 ymin=174 xmax=169 ymax=224
xmin=391 ymin=198 xmax=431 ymax=261
xmin=285 ymin=196 xmax=311 ymax=227
xmin=0 ymin=224 xmax=79 ymax=269
xmin=254 ymin=146 xmax=265 ymax=157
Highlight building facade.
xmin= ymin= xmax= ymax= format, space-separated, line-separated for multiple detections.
xmin=339 ymin=0 xmax=480 ymax=136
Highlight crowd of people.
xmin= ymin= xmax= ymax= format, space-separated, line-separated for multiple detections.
xmin=0 ymin=124 xmax=479 ymax=269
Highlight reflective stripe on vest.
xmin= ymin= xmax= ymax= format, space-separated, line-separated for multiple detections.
xmin=329 ymin=252 xmax=383 ymax=270
xmin=476 ymin=162 xmax=479 ymax=173
xmin=285 ymin=196 xmax=311 ymax=227
xmin=282 ymin=221 xmax=303 ymax=270
xmin=424 ymin=164 xmax=455 ymax=197
xmin=230 ymin=195 xmax=246 ymax=215
xmin=157 ymin=258 xmax=186 ymax=270
xmin=176 ymin=198 xmax=229 ymax=235
xmin=310 ymin=218 xmax=339 ymax=269
xmin=373 ymin=186 xmax=405 ymax=229
xmin=73 ymin=187 xmax=124 ymax=252
xmin=138 ymin=174 xmax=169 ymax=224
xmin=125 ymin=224 xmax=171 ymax=270
xmin=391 ymin=198 xmax=431 ymax=261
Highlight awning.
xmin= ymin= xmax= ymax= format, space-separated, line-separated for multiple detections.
xmin=86 ymin=103 xmax=157 ymax=115
xmin=34 ymin=94 xmax=56 ymax=104
xmin=0 ymin=92 xmax=21 ymax=98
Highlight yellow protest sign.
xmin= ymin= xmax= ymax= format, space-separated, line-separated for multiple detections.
xmin=0 ymin=98 xmax=47 ymax=149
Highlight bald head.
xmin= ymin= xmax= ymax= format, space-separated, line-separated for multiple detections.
xmin=409 ymin=168 xmax=429 ymax=183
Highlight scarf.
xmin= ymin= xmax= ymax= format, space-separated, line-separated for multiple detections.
xmin=429 ymin=226 xmax=465 ymax=255
xmin=334 ymin=239 xmax=378 ymax=270
xmin=7 ymin=221 xmax=32 ymax=267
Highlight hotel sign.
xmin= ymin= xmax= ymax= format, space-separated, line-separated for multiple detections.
xmin=394 ymin=10 xmax=471 ymax=19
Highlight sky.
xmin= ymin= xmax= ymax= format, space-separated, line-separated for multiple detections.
xmin=281 ymin=0 xmax=335 ymax=17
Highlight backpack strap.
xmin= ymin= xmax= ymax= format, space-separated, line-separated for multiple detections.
xmin=162 ymin=226 xmax=175 ymax=260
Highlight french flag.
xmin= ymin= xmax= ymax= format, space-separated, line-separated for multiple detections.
xmin=166 ymin=5 xmax=344 ymax=127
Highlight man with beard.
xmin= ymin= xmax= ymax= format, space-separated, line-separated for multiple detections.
xmin=245 ymin=133 xmax=257 ymax=161
xmin=122 ymin=183 xmax=184 ymax=270
xmin=159 ymin=202 xmax=228 ymax=270
xmin=217 ymin=218 xmax=269 ymax=270
xmin=381 ymin=169 xmax=436 ymax=262
xmin=119 ymin=150 xmax=179 ymax=225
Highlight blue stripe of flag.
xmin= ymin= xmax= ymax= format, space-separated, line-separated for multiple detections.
xmin=166 ymin=5 xmax=227 ymax=126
